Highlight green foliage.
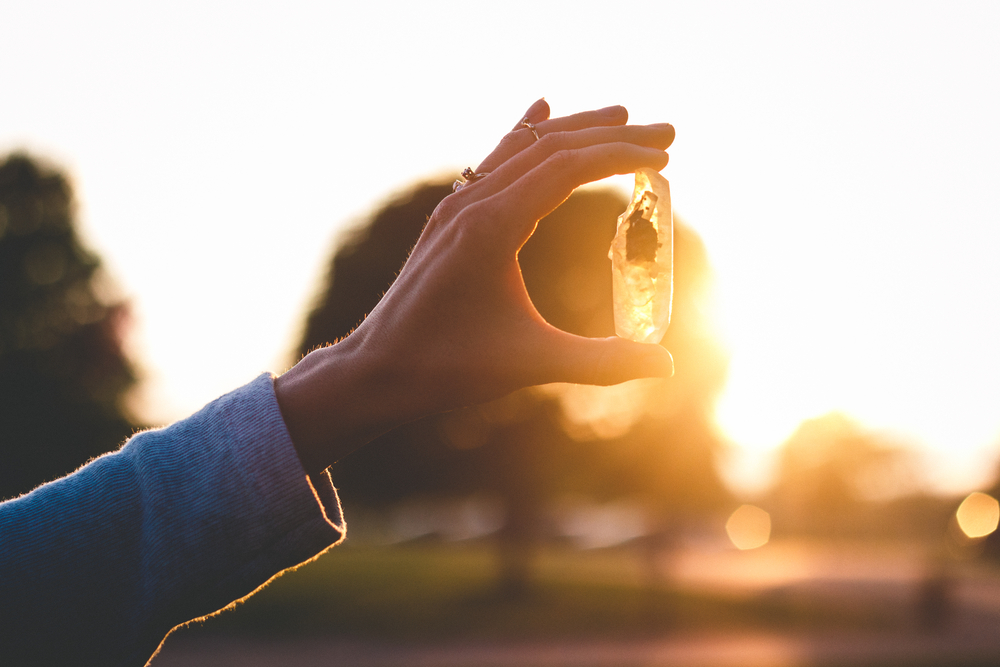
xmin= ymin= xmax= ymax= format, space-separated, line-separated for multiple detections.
xmin=0 ymin=154 xmax=138 ymax=499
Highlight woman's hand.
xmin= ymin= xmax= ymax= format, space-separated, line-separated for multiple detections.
xmin=276 ymin=100 xmax=676 ymax=474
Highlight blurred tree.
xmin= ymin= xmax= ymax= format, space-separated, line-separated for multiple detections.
xmin=976 ymin=464 xmax=1000 ymax=560
xmin=551 ymin=220 xmax=730 ymax=505
xmin=0 ymin=154 xmax=138 ymax=500
xmin=296 ymin=180 xmax=730 ymax=590
xmin=767 ymin=412 xmax=924 ymax=537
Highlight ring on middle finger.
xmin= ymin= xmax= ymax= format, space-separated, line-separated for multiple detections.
xmin=520 ymin=117 xmax=541 ymax=142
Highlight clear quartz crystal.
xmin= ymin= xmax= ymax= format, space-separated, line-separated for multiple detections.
xmin=608 ymin=168 xmax=673 ymax=344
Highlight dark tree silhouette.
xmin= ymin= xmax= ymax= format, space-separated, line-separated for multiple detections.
xmin=296 ymin=180 xmax=730 ymax=590
xmin=0 ymin=154 xmax=138 ymax=500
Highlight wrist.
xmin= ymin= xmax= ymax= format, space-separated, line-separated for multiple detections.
xmin=274 ymin=334 xmax=411 ymax=475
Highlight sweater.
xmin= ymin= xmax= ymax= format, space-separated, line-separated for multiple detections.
xmin=0 ymin=373 xmax=346 ymax=666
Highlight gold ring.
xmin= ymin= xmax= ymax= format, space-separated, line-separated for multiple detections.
xmin=521 ymin=117 xmax=541 ymax=141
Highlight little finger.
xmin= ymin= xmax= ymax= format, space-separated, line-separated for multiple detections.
xmin=476 ymin=104 xmax=630 ymax=175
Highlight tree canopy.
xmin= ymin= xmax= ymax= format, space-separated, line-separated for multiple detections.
xmin=296 ymin=180 xmax=730 ymax=519
xmin=765 ymin=412 xmax=929 ymax=537
xmin=0 ymin=154 xmax=138 ymax=500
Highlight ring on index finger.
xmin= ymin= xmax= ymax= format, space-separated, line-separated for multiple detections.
xmin=521 ymin=117 xmax=541 ymax=141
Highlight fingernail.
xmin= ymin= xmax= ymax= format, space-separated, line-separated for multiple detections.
xmin=524 ymin=97 xmax=548 ymax=123
xmin=598 ymin=105 xmax=625 ymax=117
xmin=645 ymin=346 xmax=674 ymax=378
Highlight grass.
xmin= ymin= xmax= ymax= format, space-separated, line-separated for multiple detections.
xmin=176 ymin=540 xmax=906 ymax=642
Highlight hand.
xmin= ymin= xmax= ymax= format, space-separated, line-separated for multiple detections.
xmin=276 ymin=100 xmax=676 ymax=473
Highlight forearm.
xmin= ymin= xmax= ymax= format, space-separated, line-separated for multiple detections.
xmin=0 ymin=374 xmax=345 ymax=666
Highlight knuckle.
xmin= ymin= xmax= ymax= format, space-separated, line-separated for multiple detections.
xmin=432 ymin=192 xmax=463 ymax=221
xmin=545 ymin=148 xmax=575 ymax=172
xmin=497 ymin=131 xmax=524 ymax=155
xmin=535 ymin=132 xmax=563 ymax=154
xmin=432 ymin=191 xmax=502 ymax=237
xmin=456 ymin=200 xmax=512 ymax=248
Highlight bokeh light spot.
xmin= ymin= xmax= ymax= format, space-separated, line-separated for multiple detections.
xmin=956 ymin=492 xmax=1000 ymax=538
xmin=726 ymin=504 xmax=772 ymax=550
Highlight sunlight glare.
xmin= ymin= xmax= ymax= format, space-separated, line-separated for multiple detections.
xmin=726 ymin=504 xmax=771 ymax=551
xmin=549 ymin=380 xmax=656 ymax=441
xmin=6 ymin=1 xmax=1000 ymax=496
xmin=956 ymin=492 xmax=1000 ymax=539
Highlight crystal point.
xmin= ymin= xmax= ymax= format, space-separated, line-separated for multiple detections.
xmin=608 ymin=168 xmax=673 ymax=344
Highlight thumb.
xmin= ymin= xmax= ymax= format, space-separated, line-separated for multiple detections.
xmin=544 ymin=334 xmax=674 ymax=386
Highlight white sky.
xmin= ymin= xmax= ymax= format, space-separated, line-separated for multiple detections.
xmin=3 ymin=1 xmax=1000 ymax=493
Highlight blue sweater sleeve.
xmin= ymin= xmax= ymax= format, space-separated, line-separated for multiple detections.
xmin=0 ymin=373 xmax=346 ymax=666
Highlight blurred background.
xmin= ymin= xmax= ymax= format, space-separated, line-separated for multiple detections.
xmin=5 ymin=1 xmax=1000 ymax=665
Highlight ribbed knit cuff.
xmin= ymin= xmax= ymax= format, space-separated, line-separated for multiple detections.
xmin=194 ymin=372 xmax=347 ymax=605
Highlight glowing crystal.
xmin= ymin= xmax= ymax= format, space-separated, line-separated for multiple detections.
xmin=608 ymin=168 xmax=672 ymax=344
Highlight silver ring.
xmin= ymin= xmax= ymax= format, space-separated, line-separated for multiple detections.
xmin=453 ymin=167 xmax=490 ymax=192
xmin=521 ymin=117 xmax=541 ymax=141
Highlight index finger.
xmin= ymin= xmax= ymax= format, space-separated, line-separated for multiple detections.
xmin=476 ymin=142 xmax=671 ymax=248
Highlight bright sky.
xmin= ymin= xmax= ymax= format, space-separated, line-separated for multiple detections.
xmin=3 ymin=1 xmax=1000 ymax=494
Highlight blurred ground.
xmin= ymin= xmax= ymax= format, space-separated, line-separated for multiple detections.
xmin=151 ymin=632 xmax=1000 ymax=667
xmin=153 ymin=538 xmax=1000 ymax=666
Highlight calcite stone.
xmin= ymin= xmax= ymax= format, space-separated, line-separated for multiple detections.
xmin=608 ymin=168 xmax=673 ymax=344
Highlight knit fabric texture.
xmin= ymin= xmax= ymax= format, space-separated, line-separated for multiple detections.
xmin=0 ymin=373 xmax=346 ymax=666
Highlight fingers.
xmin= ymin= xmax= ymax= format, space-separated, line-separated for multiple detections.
xmin=478 ymin=141 xmax=670 ymax=245
xmin=514 ymin=98 xmax=550 ymax=130
xmin=534 ymin=105 xmax=629 ymax=137
xmin=459 ymin=124 xmax=674 ymax=203
xmin=477 ymin=104 xmax=631 ymax=175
